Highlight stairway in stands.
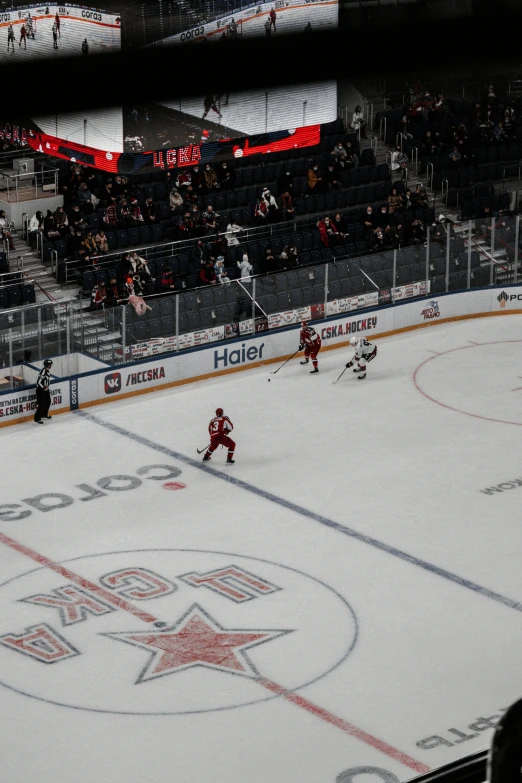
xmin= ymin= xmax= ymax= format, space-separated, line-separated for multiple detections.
xmin=13 ymin=232 xmax=73 ymax=304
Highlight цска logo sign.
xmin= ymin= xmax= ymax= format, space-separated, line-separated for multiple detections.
xmin=104 ymin=372 xmax=122 ymax=394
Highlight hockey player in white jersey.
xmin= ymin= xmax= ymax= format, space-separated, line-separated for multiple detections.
xmin=345 ymin=335 xmax=377 ymax=380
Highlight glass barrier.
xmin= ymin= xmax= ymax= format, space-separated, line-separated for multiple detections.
xmin=2 ymin=217 xmax=522 ymax=389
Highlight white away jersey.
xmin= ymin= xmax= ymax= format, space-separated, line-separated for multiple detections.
xmin=352 ymin=337 xmax=375 ymax=359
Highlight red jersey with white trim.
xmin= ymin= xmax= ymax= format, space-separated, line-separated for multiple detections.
xmin=209 ymin=415 xmax=234 ymax=438
xmin=300 ymin=326 xmax=321 ymax=349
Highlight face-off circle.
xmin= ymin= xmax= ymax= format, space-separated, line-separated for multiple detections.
xmin=414 ymin=341 xmax=522 ymax=426
xmin=0 ymin=549 xmax=358 ymax=715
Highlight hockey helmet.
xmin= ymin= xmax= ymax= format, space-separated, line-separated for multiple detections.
xmin=301 ymin=320 xmax=308 ymax=328
xmin=349 ymin=337 xmax=358 ymax=347
xmin=43 ymin=359 xmax=53 ymax=368
xmin=215 ymin=408 xmax=224 ymax=416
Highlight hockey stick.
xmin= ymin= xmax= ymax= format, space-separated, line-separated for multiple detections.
xmin=270 ymin=349 xmax=299 ymax=375
xmin=332 ymin=366 xmax=348 ymax=384
xmin=196 ymin=444 xmax=210 ymax=454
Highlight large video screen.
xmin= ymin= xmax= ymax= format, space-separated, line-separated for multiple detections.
xmin=0 ymin=3 xmax=120 ymax=60
xmin=17 ymin=0 xmax=338 ymax=170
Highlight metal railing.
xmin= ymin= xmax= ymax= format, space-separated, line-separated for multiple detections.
xmin=0 ymin=165 xmax=58 ymax=203
xmin=379 ymin=116 xmax=387 ymax=142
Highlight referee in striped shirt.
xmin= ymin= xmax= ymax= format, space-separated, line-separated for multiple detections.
xmin=34 ymin=359 xmax=53 ymax=424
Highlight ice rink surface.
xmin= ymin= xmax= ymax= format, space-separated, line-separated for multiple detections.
xmin=1 ymin=314 xmax=521 ymax=783
xmin=0 ymin=14 xmax=120 ymax=61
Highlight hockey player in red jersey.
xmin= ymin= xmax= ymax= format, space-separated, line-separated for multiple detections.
xmin=203 ymin=408 xmax=236 ymax=464
xmin=299 ymin=321 xmax=321 ymax=373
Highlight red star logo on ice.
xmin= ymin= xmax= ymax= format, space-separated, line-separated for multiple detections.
xmin=103 ymin=604 xmax=289 ymax=684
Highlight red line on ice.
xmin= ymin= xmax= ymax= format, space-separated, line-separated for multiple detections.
xmin=259 ymin=678 xmax=430 ymax=773
xmin=0 ymin=531 xmax=430 ymax=772
xmin=0 ymin=531 xmax=158 ymax=624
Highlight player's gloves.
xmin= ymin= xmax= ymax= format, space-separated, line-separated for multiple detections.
xmin=298 ymin=343 xmax=304 ymax=351
xmin=345 ymin=361 xmax=353 ymax=369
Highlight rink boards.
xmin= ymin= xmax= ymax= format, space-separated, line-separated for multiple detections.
xmin=1 ymin=284 xmax=522 ymax=427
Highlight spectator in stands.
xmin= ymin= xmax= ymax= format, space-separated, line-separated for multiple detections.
xmin=363 ymin=206 xmax=376 ymax=233
xmin=368 ymin=227 xmax=387 ymax=252
xmin=324 ymin=163 xmax=342 ymax=192
xmin=332 ymin=141 xmax=348 ymax=164
xmin=198 ymin=260 xmax=217 ymax=286
xmin=281 ymin=191 xmax=295 ymax=221
xmin=106 ymin=276 xmax=121 ymax=306
xmin=493 ymin=121 xmax=507 ymax=142
xmin=43 ymin=209 xmax=60 ymax=240
xmin=90 ymin=283 xmax=106 ymax=311
xmin=254 ymin=198 xmax=268 ymax=224
xmin=278 ymin=169 xmax=293 ymax=195
xmin=261 ymin=188 xmax=279 ymax=221
xmin=191 ymin=240 xmax=205 ymax=268
xmin=391 ymin=146 xmax=408 ymax=179
xmin=191 ymin=165 xmax=206 ymax=194
xmin=402 ymin=188 xmax=413 ymax=210
xmin=448 ymin=146 xmax=461 ymax=167
xmin=334 ymin=212 xmax=350 ymax=240
xmin=67 ymin=203 xmax=86 ymax=232
xmin=204 ymin=164 xmax=219 ymax=192
xmin=130 ymin=251 xmax=153 ymax=283
xmin=183 ymin=185 xmax=199 ymax=211
xmin=413 ymin=183 xmax=428 ymax=208
xmin=308 ymin=164 xmax=324 ymax=193
xmin=317 ymin=216 xmax=340 ymax=247
xmin=226 ymin=217 xmax=242 ymax=245
xmin=351 ymin=105 xmax=366 ymax=138
xmin=160 ymin=267 xmax=176 ymax=292
xmin=210 ymin=234 xmax=227 ymax=260
xmin=142 ymin=197 xmax=157 ymax=225
xmin=283 ymin=244 xmax=299 ymax=269
xmin=217 ymin=161 xmax=235 ymax=190
xmin=400 ymin=115 xmax=413 ymax=141
xmin=387 ymin=188 xmax=402 ymax=214
xmin=103 ymin=198 xmax=119 ymax=230
xmin=77 ymin=182 xmax=94 ymax=214
xmin=214 ymin=256 xmax=230 ymax=284
xmin=408 ymin=218 xmax=425 ymax=244
xmin=95 ymin=229 xmax=108 ymax=254
xmin=344 ymin=141 xmax=359 ymax=169
xmin=390 ymin=222 xmax=405 ymax=247
xmin=189 ymin=204 xmax=204 ymax=237
xmin=260 ymin=246 xmax=277 ymax=274
xmin=237 ymin=253 xmax=253 ymax=281
xmin=376 ymin=206 xmax=391 ymax=233
xmin=117 ymin=253 xmax=133 ymax=283
xmin=176 ymin=170 xmax=191 ymax=191
xmin=96 ymin=181 xmax=113 ymax=208
xmin=169 ymin=187 xmax=184 ymax=214
xmin=129 ymin=198 xmax=144 ymax=226
xmin=82 ymin=231 xmax=97 ymax=256
xmin=202 ymin=205 xmax=220 ymax=234
xmin=28 ymin=211 xmax=44 ymax=247
xmin=54 ymin=206 xmax=68 ymax=236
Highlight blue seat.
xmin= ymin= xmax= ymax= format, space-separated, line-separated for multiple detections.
xmin=105 ymin=231 xmax=117 ymax=251
xmin=140 ymin=226 xmax=152 ymax=244
xmin=22 ymin=284 xmax=35 ymax=304
xmin=147 ymin=319 xmax=162 ymax=339
xmin=116 ymin=230 xmax=128 ymax=248
xmin=8 ymin=286 xmax=22 ymax=308
xmin=152 ymin=224 xmax=163 ymax=242
xmin=155 ymin=182 xmax=167 ymax=201
xmin=127 ymin=228 xmax=140 ymax=247
xmin=82 ymin=272 xmax=96 ymax=293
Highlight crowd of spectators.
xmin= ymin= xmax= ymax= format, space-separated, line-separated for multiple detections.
xmin=394 ymin=82 xmax=521 ymax=168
